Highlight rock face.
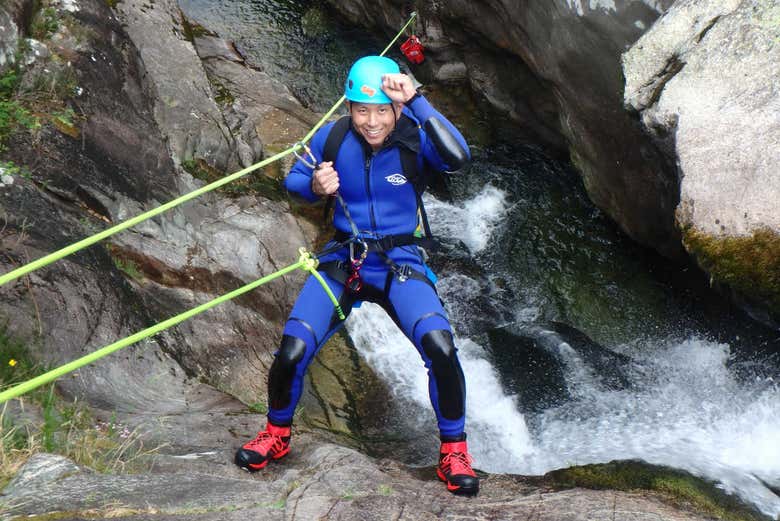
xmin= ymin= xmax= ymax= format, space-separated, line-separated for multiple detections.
xmin=623 ymin=0 xmax=780 ymax=324
xmin=2 ymin=445 xmax=718 ymax=521
xmin=323 ymin=0 xmax=684 ymax=259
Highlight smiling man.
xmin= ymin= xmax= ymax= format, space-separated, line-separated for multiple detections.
xmin=235 ymin=56 xmax=477 ymax=495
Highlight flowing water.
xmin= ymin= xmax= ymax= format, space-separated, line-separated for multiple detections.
xmin=180 ymin=1 xmax=780 ymax=516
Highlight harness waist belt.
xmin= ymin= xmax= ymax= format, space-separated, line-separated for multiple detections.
xmin=332 ymin=230 xmax=431 ymax=252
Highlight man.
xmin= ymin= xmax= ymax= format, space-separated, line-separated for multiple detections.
xmin=235 ymin=56 xmax=478 ymax=495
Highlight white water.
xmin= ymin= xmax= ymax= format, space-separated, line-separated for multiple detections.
xmin=346 ymin=185 xmax=780 ymax=518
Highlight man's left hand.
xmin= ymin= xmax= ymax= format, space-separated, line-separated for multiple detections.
xmin=381 ymin=73 xmax=417 ymax=104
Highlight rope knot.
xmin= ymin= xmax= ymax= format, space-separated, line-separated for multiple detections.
xmin=298 ymin=247 xmax=319 ymax=272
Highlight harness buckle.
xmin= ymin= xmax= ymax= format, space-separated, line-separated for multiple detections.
xmin=395 ymin=264 xmax=413 ymax=283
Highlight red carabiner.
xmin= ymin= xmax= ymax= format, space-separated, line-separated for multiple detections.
xmin=400 ymin=35 xmax=425 ymax=64
xmin=345 ymin=271 xmax=363 ymax=293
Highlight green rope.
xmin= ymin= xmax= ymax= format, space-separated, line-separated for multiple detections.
xmin=0 ymin=12 xmax=418 ymax=288
xmin=0 ymin=249 xmax=340 ymax=404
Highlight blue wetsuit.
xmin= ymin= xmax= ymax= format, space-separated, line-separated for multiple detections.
xmin=269 ymin=95 xmax=470 ymax=437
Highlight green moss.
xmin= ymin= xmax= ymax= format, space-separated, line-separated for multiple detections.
xmin=210 ymin=78 xmax=235 ymax=106
xmin=682 ymin=227 xmax=780 ymax=314
xmin=182 ymin=157 xmax=285 ymax=201
xmin=179 ymin=13 xmax=213 ymax=42
xmin=544 ymin=461 xmax=769 ymax=521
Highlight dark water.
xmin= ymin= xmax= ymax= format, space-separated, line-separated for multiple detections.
xmin=179 ymin=1 xmax=780 ymax=515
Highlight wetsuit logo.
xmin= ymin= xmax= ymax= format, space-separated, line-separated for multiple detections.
xmin=385 ymin=173 xmax=407 ymax=186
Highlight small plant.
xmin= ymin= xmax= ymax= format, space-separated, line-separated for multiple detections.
xmin=248 ymin=401 xmax=268 ymax=414
xmin=31 ymin=7 xmax=60 ymax=41
xmin=0 ymin=69 xmax=40 ymax=151
xmin=112 ymin=257 xmax=143 ymax=281
xmin=377 ymin=484 xmax=394 ymax=496
xmin=0 ymin=161 xmax=32 ymax=180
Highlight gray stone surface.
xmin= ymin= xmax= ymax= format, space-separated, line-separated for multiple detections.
xmin=624 ymin=0 xmax=780 ymax=237
xmin=115 ymin=0 xmax=244 ymax=172
xmin=0 ymin=441 xmax=716 ymax=521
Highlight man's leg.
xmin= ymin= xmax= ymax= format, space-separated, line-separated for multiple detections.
xmin=235 ymin=271 xmax=351 ymax=471
xmin=384 ymin=275 xmax=478 ymax=495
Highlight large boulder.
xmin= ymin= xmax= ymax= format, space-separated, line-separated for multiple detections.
xmin=623 ymin=0 xmax=780 ymax=324
xmin=322 ymin=0 xmax=684 ymax=259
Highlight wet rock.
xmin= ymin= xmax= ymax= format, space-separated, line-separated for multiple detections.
xmin=624 ymin=0 xmax=780 ymax=323
xmin=114 ymin=0 xmax=245 ymax=172
xmin=1 ymin=438 xmax=723 ymax=521
xmin=0 ymin=1 xmax=29 ymax=67
xmin=487 ymin=321 xmax=632 ymax=412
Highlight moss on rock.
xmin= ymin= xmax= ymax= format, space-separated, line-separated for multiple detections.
xmin=682 ymin=227 xmax=780 ymax=317
xmin=543 ymin=461 xmax=770 ymax=521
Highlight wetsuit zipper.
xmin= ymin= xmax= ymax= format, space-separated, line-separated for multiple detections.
xmin=364 ymin=153 xmax=378 ymax=233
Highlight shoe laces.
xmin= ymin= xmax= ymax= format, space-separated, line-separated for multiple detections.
xmin=441 ymin=450 xmax=475 ymax=476
xmin=245 ymin=430 xmax=287 ymax=454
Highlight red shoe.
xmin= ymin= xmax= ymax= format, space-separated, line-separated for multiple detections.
xmin=437 ymin=440 xmax=479 ymax=495
xmin=234 ymin=423 xmax=291 ymax=471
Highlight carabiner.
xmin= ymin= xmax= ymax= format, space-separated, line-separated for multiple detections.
xmin=349 ymin=239 xmax=368 ymax=266
xmin=345 ymin=271 xmax=363 ymax=293
xmin=292 ymin=142 xmax=317 ymax=169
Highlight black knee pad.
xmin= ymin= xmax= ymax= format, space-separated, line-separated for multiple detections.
xmin=421 ymin=330 xmax=466 ymax=420
xmin=268 ymin=334 xmax=308 ymax=410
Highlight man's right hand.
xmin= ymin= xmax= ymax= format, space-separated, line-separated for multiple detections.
xmin=311 ymin=161 xmax=340 ymax=196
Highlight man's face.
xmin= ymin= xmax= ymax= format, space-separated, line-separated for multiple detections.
xmin=349 ymin=102 xmax=401 ymax=150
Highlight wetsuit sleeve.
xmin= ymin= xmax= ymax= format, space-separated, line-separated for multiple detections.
xmin=406 ymin=94 xmax=470 ymax=172
xmin=283 ymin=123 xmax=331 ymax=203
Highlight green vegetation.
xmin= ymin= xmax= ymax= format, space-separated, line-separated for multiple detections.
xmin=0 ymin=70 xmax=40 ymax=152
xmin=112 ymin=256 xmax=143 ymax=281
xmin=30 ymin=7 xmax=59 ymax=41
xmin=683 ymin=227 xmax=780 ymax=315
xmin=182 ymin=157 xmax=285 ymax=200
xmin=210 ymin=78 xmax=235 ymax=106
xmin=544 ymin=461 xmax=769 ymax=521
xmin=248 ymin=401 xmax=268 ymax=414
xmin=0 ymin=2 xmax=83 ymax=151
xmin=179 ymin=14 xmax=213 ymax=42
xmin=0 ymin=326 xmax=159 ymax=489
xmin=0 ymin=160 xmax=32 ymax=180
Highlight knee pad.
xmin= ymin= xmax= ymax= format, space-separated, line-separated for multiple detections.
xmin=268 ymin=334 xmax=308 ymax=410
xmin=421 ymin=330 xmax=465 ymax=420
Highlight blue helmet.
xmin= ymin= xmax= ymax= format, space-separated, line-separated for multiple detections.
xmin=345 ymin=56 xmax=400 ymax=104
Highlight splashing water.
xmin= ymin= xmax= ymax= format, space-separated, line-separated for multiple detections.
xmin=348 ymin=186 xmax=780 ymax=517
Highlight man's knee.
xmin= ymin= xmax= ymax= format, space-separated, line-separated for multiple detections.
xmin=421 ymin=329 xmax=457 ymax=362
xmin=268 ymin=334 xmax=309 ymax=409
xmin=275 ymin=334 xmax=308 ymax=368
xmin=420 ymin=329 xmax=465 ymax=420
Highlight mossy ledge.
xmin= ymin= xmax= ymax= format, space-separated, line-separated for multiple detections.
xmin=542 ymin=460 xmax=771 ymax=521
xmin=682 ymin=227 xmax=780 ymax=318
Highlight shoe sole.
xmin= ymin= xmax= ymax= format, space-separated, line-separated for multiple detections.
xmin=436 ymin=468 xmax=479 ymax=496
xmin=238 ymin=447 xmax=291 ymax=472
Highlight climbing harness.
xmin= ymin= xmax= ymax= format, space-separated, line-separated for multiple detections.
xmin=0 ymin=13 xmax=420 ymax=405
xmin=401 ymin=35 xmax=425 ymax=64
